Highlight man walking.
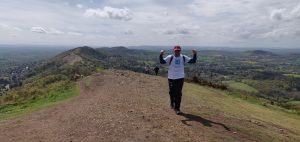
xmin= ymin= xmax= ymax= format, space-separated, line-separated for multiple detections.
xmin=160 ymin=45 xmax=197 ymax=115
xmin=144 ymin=66 xmax=150 ymax=74
xmin=153 ymin=66 xmax=159 ymax=75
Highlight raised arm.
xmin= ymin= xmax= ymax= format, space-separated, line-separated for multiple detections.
xmin=187 ymin=49 xmax=197 ymax=63
xmin=159 ymin=50 xmax=167 ymax=64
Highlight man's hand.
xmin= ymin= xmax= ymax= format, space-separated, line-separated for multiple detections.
xmin=192 ymin=49 xmax=197 ymax=55
xmin=160 ymin=50 xmax=165 ymax=55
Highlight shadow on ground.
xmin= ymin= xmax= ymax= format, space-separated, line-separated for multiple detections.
xmin=181 ymin=113 xmax=231 ymax=131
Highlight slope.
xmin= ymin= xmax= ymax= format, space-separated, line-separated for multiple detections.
xmin=0 ymin=70 xmax=299 ymax=142
xmin=30 ymin=46 xmax=106 ymax=77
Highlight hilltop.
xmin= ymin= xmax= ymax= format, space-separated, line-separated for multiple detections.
xmin=32 ymin=46 xmax=106 ymax=75
xmin=0 ymin=70 xmax=299 ymax=141
xmin=244 ymin=50 xmax=278 ymax=57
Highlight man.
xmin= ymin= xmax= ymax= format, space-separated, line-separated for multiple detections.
xmin=144 ymin=66 xmax=150 ymax=74
xmin=153 ymin=66 xmax=159 ymax=75
xmin=160 ymin=45 xmax=197 ymax=115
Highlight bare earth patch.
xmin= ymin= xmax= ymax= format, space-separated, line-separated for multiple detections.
xmin=62 ymin=52 xmax=82 ymax=66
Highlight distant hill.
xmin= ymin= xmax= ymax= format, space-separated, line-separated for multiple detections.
xmin=287 ymin=53 xmax=300 ymax=60
xmin=98 ymin=46 xmax=129 ymax=53
xmin=54 ymin=46 xmax=106 ymax=63
xmin=24 ymin=46 xmax=158 ymax=81
xmin=96 ymin=46 xmax=156 ymax=58
xmin=244 ymin=50 xmax=278 ymax=57
xmin=28 ymin=46 xmax=106 ymax=79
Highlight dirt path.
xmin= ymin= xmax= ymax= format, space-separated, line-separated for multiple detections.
xmin=0 ymin=70 xmax=253 ymax=142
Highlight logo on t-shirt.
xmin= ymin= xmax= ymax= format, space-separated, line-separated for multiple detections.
xmin=175 ymin=59 xmax=180 ymax=65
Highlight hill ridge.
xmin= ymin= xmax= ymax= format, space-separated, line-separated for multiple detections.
xmin=0 ymin=70 xmax=299 ymax=142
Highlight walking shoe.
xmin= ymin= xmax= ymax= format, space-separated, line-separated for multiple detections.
xmin=175 ymin=109 xmax=182 ymax=115
xmin=170 ymin=105 xmax=174 ymax=109
xmin=170 ymin=103 xmax=175 ymax=109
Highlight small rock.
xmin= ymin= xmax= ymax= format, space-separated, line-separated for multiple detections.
xmin=233 ymin=132 xmax=237 ymax=134
xmin=279 ymin=129 xmax=284 ymax=133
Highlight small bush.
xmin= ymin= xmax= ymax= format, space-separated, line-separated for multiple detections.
xmin=187 ymin=76 xmax=227 ymax=90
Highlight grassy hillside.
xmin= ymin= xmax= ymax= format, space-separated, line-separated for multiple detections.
xmin=223 ymin=81 xmax=258 ymax=93
xmin=284 ymin=74 xmax=300 ymax=78
xmin=184 ymin=82 xmax=300 ymax=141
xmin=0 ymin=46 xmax=102 ymax=119
xmin=30 ymin=46 xmax=106 ymax=78
xmin=0 ymin=82 xmax=79 ymax=120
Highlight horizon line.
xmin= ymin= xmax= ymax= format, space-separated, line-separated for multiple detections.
xmin=0 ymin=43 xmax=299 ymax=50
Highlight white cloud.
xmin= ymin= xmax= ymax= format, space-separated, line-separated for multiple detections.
xmin=0 ymin=23 xmax=23 ymax=32
xmin=76 ymin=4 xmax=83 ymax=9
xmin=263 ymin=26 xmax=300 ymax=38
xmin=63 ymin=2 xmax=69 ymax=6
xmin=263 ymin=28 xmax=290 ymax=38
xmin=187 ymin=0 xmax=250 ymax=17
xmin=10 ymin=34 xmax=17 ymax=37
xmin=84 ymin=6 xmax=132 ymax=21
xmin=159 ymin=24 xmax=199 ymax=35
xmin=31 ymin=27 xmax=47 ymax=34
xmin=67 ymin=32 xmax=83 ymax=36
xmin=160 ymin=28 xmax=191 ymax=35
xmin=0 ymin=23 xmax=9 ymax=28
xmin=30 ymin=27 xmax=64 ymax=35
xmin=233 ymin=28 xmax=252 ymax=39
xmin=270 ymin=3 xmax=300 ymax=21
xmin=48 ymin=28 xmax=64 ymax=35
xmin=124 ymin=29 xmax=133 ymax=35
xmin=1 ymin=0 xmax=300 ymax=47
xmin=265 ymin=3 xmax=300 ymax=39
xmin=291 ymin=3 xmax=300 ymax=19
xmin=270 ymin=9 xmax=285 ymax=21
xmin=13 ymin=27 xmax=23 ymax=31
xmin=295 ymin=30 xmax=300 ymax=36
xmin=163 ymin=11 xmax=169 ymax=16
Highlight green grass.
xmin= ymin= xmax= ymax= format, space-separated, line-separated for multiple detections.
xmin=284 ymin=101 xmax=300 ymax=111
xmin=287 ymin=101 xmax=300 ymax=105
xmin=0 ymin=83 xmax=79 ymax=120
xmin=96 ymin=67 xmax=105 ymax=73
xmin=284 ymin=74 xmax=300 ymax=78
xmin=223 ymin=81 xmax=258 ymax=93
xmin=184 ymin=82 xmax=300 ymax=142
xmin=84 ymin=76 xmax=92 ymax=89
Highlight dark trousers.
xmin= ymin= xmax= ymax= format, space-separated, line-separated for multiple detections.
xmin=168 ymin=78 xmax=184 ymax=111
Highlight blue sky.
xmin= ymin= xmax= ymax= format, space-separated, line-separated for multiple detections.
xmin=0 ymin=0 xmax=300 ymax=48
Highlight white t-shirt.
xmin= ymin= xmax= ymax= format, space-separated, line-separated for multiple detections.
xmin=164 ymin=54 xmax=191 ymax=79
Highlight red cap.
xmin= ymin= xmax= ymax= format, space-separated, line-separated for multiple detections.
xmin=173 ymin=45 xmax=181 ymax=51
